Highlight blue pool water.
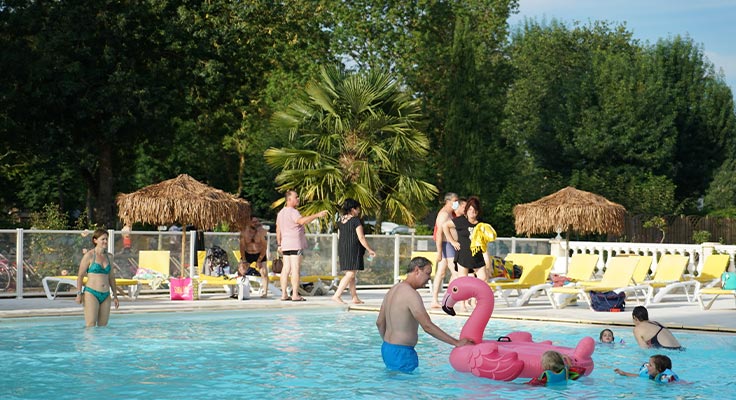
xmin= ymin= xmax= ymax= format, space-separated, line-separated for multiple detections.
xmin=1 ymin=309 xmax=734 ymax=399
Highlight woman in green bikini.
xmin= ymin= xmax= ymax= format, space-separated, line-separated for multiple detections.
xmin=75 ymin=229 xmax=119 ymax=327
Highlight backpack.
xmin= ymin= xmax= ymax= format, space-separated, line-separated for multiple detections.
xmin=203 ymin=245 xmax=230 ymax=277
xmin=589 ymin=291 xmax=626 ymax=312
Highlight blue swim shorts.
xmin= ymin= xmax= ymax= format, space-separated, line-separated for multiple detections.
xmin=442 ymin=241 xmax=457 ymax=259
xmin=381 ymin=341 xmax=419 ymax=373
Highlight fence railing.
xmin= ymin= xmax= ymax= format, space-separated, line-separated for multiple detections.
xmin=0 ymin=229 xmax=732 ymax=298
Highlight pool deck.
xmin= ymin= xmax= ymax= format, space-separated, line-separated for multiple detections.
xmin=1 ymin=289 xmax=735 ymax=334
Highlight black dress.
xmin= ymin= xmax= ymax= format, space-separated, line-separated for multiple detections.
xmin=453 ymin=216 xmax=485 ymax=271
xmin=338 ymin=216 xmax=365 ymax=271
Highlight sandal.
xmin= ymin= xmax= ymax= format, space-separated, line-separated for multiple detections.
xmin=280 ymin=297 xmax=290 ymax=301
xmin=292 ymin=297 xmax=307 ymax=302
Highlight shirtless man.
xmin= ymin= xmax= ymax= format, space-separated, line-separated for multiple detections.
xmin=430 ymin=192 xmax=459 ymax=308
xmin=376 ymin=257 xmax=473 ymax=373
xmin=239 ymin=216 xmax=269 ymax=298
xmin=632 ymin=306 xmax=682 ymax=350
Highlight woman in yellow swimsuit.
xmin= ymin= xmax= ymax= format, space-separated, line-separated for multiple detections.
xmin=75 ymin=229 xmax=119 ymax=327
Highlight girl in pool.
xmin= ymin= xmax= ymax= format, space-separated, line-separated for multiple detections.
xmin=599 ymin=328 xmax=624 ymax=344
xmin=527 ymin=351 xmax=583 ymax=386
xmin=75 ymin=229 xmax=120 ymax=327
xmin=614 ymin=354 xmax=680 ymax=383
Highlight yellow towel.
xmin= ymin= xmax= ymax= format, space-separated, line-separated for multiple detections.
xmin=470 ymin=222 xmax=497 ymax=256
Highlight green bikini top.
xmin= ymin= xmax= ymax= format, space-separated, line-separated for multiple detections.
xmin=88 ymin=252 xmax=111 ymax=274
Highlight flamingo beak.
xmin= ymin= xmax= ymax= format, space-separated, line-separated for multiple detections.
xmin=441 ymin=290 xmax=456 ymax=316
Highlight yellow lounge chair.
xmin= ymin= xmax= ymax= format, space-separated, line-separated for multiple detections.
xmin=642 ymin=254 xmax=692 ymax=304
xmin=489 ymin=254 xmax=555 ymax=307
xmin=195 ymin=251 xmax=239 ymax=298
xmin=42 ymin=275 xmax=140 ymax=300
xmin=696 ymin=287 xmax=736 ymax=310
xmin=691 ymin=254 xmax=731 ymax=293
xmin=559 ymin=253 xmax=599 ymax=282
xmin=547 ymin=256 xmax=645 ymax=309
xmin=398 ymin=251 xmax=438 ymax=291
xmin=135 ymin=250 xmax=171 ymax=290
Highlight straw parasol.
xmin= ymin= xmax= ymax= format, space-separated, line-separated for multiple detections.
xmin=116 ymin=174 xmax=250 ymax=277
xmin=513 ymin=186 xmax=626 ymax=269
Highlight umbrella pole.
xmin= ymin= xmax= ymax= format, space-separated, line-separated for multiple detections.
xmin=565 ymin=226 xmax=571 ymax=273
xmin=181 ymin=227 xmax=186 ymax=278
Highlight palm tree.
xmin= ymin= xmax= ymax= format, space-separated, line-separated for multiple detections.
xmin=264 ymin=66 xmax=437 ymax=227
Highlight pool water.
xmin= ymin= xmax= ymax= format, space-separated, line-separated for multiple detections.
xmin=1 ymin=309 xmax=734 ymax=399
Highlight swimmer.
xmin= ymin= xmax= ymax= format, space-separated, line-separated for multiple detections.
xmin=614 ymin=354 xmax=680 ymax=383
xmin=527 ymin=350 xmax=583 ymax=386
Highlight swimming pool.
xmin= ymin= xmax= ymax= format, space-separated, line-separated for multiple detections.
xmin=1 ymin=309 xmax=733 ymax=399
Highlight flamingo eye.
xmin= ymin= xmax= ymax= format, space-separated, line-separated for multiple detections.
xmin=452 ymin=287 xmax=458 ymax=293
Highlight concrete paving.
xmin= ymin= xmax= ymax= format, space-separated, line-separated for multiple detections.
xmin=1 ymin=288 xmax=735 ymax=334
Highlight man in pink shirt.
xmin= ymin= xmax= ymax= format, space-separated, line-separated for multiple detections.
xmin=276 ymin=190 xmax=328 ymax=301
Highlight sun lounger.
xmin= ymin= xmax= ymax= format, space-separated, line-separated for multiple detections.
xmin=546 ymin=256 xmax=647 ymax=309
xmin=489 ymin=254 xmax=555 ymax=307
xmin=642 ymin=254 xmax=692 ymax=304
xmin=42 ymin=276 xmax=140 ymax=300
xmin=134 ymin=250 xmax=171 ymax=290
xmin=696 ymin=287 xmax=736 ymax=310
xmin=195 ymin=251 xmax=239 ymax=298
xmin=690 ymin=254 xmax=731 ymax=293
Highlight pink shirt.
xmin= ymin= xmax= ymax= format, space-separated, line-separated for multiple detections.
xmin=277 ymin=206 xmax=307 ymax=251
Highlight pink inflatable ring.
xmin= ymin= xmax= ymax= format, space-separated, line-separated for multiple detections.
xmin=442 ymin=277 xmax=595 ymax=381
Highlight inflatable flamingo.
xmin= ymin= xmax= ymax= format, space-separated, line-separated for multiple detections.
xmin=442 ymin=277 xmax=595 ymax=381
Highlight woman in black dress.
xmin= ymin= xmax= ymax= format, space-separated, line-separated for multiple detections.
xmin=332 ymin=198 xmax=376 ymax=304
xmin=442 ymin=196 xmax=489 ymax=282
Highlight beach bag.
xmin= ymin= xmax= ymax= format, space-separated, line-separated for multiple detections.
xmin=169 ymin=277 xmax=193 ymax=301
xmin=589 ymin=291 xmax=625 ymax=312
xmin=237 ymin=276 xmax=251 ymax=301
xmin=722 ymin=272 xmax=736 ymax=290
xmin=272 ymin=255 xmax=283 ymax=274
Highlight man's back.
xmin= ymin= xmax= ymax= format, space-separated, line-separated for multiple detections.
xmin=382 ymin=283 xmax=421 ymax=346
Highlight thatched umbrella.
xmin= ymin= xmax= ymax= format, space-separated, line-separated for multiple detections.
xmin=116 ymin=174 xmax=250 ymax=277
xmin=513 ymin=186 xmax=626 ymax=269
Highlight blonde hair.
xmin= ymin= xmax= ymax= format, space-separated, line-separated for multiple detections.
xmin=541 ymin=351 xmax=566 ymax=373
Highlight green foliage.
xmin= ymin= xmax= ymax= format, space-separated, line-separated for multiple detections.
xmin=643 ymin=216 xmax=667 ymax=243
xmin=265 ymin=66 xmax=438 ymax=226
xmin=413 ymin=223 xmax=432 ymax=236
xmin=30 ymin=204 xmax=68 ymax=230
xmin=692 ymin=230 xmax=712 ymax=244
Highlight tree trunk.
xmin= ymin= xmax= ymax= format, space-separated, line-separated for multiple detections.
xmin=96 ymin=146 xmax=115 ymax=228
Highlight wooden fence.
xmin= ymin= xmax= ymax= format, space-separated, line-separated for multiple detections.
xmin=624 ymin=215 xmax=736 ymax=244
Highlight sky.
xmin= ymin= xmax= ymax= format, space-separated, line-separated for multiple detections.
xmin=508 ymin=0 xmax=736 ymax=93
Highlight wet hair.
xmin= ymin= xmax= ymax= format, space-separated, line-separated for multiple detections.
xmin=464 ymin=196 xmax=481 ymax=217
xmin=407 ymin=257 xmax=432 ymax=274
xmin=632 ymin=306 xmax=649 ymax=321
xmin=541 ymin=351 xmax=566 ymax=373
xmin=92 ymin=228 xmax=108 ymax=244
xmin=650 ymin=354 xmax=672 ymax=373
xmin=599 ymin=329 xmax=615 ymax=342
xmin=341 ymin=198 xmax=361 ymax=215
xmin=444 ymin=192 xmax=458 ymax=202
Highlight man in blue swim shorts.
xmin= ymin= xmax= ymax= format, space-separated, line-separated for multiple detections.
xmin=376 ymin=257 xmax=473 ymax=373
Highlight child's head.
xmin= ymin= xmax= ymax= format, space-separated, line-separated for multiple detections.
xmin=599 ymin=329 xmax=615 ymax=343
xmin=541 ymin=351 xmax=566 ymax=373
xmin=646 ymin=354 xmax=672 ymax=377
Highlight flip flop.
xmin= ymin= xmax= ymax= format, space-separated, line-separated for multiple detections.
xmin=292 ymin=297 xmax=307 ymax=302
xmin=280 ymin=297 xmax=290 ymax=301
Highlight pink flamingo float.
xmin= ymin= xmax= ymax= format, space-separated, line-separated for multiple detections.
xmin=442 ymin=277 xmax=595 ymax=381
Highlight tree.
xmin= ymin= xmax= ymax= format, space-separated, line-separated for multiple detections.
xmin=264 ymin=66 xmax=438 ymax=226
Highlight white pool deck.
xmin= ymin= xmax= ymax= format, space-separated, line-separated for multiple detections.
xmin=2 ymin=287 xmax=735 ymax=334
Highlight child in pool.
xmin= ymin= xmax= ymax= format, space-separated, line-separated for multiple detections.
xmin=599 ymin=328 xmax=625 ymax=344
xmin=614 ymin=354 xmax=679 ymax=383
xmin=527 ymin=351 xmax=583 ymax=386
